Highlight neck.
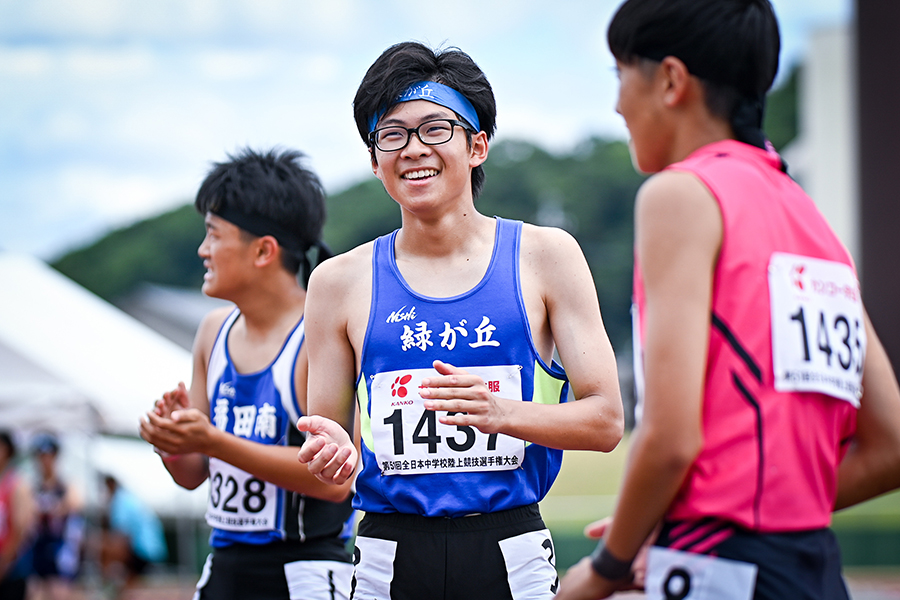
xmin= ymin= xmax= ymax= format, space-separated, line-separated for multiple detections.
xmin=665 ymin=113 xmax=735 ymax=167
xmin=395 ymin=209 xmax=495 ymax=259
xmin=232 ymin=272 xmax=306 ymax=334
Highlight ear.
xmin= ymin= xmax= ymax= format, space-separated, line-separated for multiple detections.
xmin=659 ymin=56 xmax=692 ymax=108
xmin=370 ymin=147 xmax=384 ymax=181
xmin=468 ymin=131 xmax=489 ymax=168
xmin=254 ymin=235 xmax=281 ymax=268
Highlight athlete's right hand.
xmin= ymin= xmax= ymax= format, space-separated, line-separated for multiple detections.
xmin=296 ymin=415 xmax=358 ymax=485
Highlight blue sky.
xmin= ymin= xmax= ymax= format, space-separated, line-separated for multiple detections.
xmin=0 ymin=0 xmax=852 ymax=260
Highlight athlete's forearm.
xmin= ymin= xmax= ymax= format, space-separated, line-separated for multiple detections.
xmin=209 ymin=431 xmax=353 ymax=502
xmin=161 ymin=453 xmax=209 ymax=490
xmin=835 ymin=320 xmax=900 ymax=510
xmin=501 ymin=394 xmax=623 ymax=452
xmin=835 ymin=442 xmax=900 ymax=510
xmin=603 ymin=424 xmax=697 ymax=562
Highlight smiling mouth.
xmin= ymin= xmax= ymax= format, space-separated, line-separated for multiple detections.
xmin=403 ymin=169 xmax=439 ymax=180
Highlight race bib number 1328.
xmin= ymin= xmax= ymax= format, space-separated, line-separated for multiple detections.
xmin=768 ymin=252 xmax=865 ymax=407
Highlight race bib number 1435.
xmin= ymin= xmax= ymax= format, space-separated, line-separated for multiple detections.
xmin=768 ymin=252 xmax=865 ymax=407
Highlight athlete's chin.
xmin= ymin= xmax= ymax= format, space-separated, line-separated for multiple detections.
xmin=629 ymin=142 xmax=664 ymax=175
xmin=396 ymin=190 xmax=446 ymax=212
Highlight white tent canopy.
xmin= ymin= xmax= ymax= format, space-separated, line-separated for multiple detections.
xmin=0 ymin=252 xmax=206 ymax=517
xmin=0 ymin=252 xmax=193 ymax=435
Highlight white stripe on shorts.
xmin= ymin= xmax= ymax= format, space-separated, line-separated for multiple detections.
xmin=351 ymin=536 xmax=398 ymax=600
xmin=498 ymin=528 xmax=559 ymax=600
xmin=284 ymin=559 xmax=354 ymax=600
xmin=193 ymin=554 xmax=214 ymax=600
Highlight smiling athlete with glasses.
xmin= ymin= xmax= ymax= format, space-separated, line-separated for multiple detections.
xmin=295 ymin=42 xmax=625 ymax=600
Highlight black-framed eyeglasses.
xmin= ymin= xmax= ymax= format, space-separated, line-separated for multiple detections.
xmin=368 ymin=119 xmax=474 ymax=152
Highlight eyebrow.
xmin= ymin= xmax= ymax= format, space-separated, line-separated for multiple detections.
xmin=379 ymin=111 xmax=453 ymax=127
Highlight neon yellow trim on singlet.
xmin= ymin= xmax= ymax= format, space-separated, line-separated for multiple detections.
xmin=532 ymin=360 xmax=566 ymax=405
xmin=357 ymin=375 xmax=375 ymax=450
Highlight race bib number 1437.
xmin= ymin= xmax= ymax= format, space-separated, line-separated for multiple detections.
xmin=768 ymin=252 xmax=865 ymax=407
xmin=370 ymin=365 xmax=525 ymax=475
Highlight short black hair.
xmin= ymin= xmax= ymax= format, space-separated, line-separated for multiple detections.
xmin=0 ymin=430 xmax=15 ymax=459
xmin=353 ymin=42 xmax=497 ymax=200
xmin=608 ymin=0 xmax=780 ymax=147
xmin=195 ymin=148 xmax=328 ymax=277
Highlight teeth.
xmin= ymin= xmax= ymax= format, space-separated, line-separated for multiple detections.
xmin=404 ymin=169 xmax=438 ymax=180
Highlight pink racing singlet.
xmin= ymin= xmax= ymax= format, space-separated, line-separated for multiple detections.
xmin=633 ymin=140 xmax=862 ymax=532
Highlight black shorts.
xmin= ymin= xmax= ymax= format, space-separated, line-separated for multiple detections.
xmin=650 ymin=519 xmax=849 ymax=600
xmin=352 ymin=504 xmax=559 ymax=600
xmin=194 ymin=538 xmax=353 ymax=600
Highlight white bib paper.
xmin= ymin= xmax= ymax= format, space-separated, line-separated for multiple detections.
xmin=206 ymin=457 xmax=277 ymax=531
xmin=769 ymin=252 xmax=865 ymax=407
xmin=370 ymin=365 xmax=525 ymax=475
xmin=646 ymin=547 xmax=757 ymax=600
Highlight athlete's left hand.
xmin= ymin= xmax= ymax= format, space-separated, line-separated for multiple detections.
xmin=296 ymin=415 xmax=358 ymax=486
xmin=420 ymin=360 xmax=510 ymax=434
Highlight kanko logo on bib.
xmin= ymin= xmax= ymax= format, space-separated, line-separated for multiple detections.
xmin=391 ymin=374 xmax=412 ymax=398
xmin=389 ymin=371 xmax=501 ymax=405
xmin=790 ymin=264 xmax=805 ymax=291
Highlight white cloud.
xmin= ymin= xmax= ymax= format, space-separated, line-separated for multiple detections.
xmin=0 ymin=46 xmax=54 ymax=77
xmin=193 ymin=48 xmax=279 ymax=82
xmin=62 ymin=46 xmax=156 ymax=80
xmin=54 ymin=165 xmax=191 ymax=218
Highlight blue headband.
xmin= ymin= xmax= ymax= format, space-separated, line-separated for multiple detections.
xmin=367 ymin=81 xmax=480 ymax=133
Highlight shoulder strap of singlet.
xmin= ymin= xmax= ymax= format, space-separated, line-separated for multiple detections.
xmin=372 ymin=229 xmax=399 ymax=279
xmin=206 ymin=308 xmax=241 ymax=402
xmin=271 ymin=317 xmax=306 ymax=425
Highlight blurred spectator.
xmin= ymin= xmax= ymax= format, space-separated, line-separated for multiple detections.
xmin=97 ymin=475 xmax=167 ymax=599
xmin=0 ymin=430 xmax=35 ymax=600
xmin=29 ymin=434 xmax=83 ymax=600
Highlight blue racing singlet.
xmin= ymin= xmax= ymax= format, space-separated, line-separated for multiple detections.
xmin=206 ymin=309 xmax=354 ymax=548
xmin=355 ymin=217 xmax=569 ymax=518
